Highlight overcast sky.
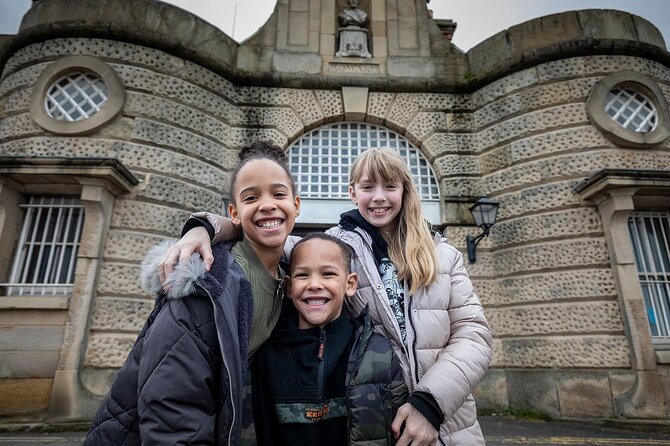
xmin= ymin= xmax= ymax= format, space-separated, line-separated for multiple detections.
xmin=1 ymin=0 xmax=669 ymax=52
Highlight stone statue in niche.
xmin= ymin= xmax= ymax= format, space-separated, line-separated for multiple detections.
xmin=336 ymin=0 xmax=372 ymax=58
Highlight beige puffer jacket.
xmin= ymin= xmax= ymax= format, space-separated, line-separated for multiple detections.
xmin=325 ymin=226 xmax=493 ymax=446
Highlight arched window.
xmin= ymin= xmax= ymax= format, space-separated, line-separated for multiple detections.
xmin=288 ymin=122 xmax=440 ymax=225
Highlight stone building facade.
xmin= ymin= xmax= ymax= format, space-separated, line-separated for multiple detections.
xmin=1 ymin=0 xmax=669 ymax=422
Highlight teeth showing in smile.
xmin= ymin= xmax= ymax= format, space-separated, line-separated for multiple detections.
xmin=305 ymin=298 xmax=327 ymax=306
xmin=258 ymin=219 xmax=281 ymax=229
xmin=370 ymin=208 xmax=389 ymax=215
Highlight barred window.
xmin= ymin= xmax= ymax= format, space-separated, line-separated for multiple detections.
xmin=288 ymin=123 xmax=440 ymax=200
xmin=605 ymin=87 xmax=658 ymax=133
xmin=45 ymin=72 xmax=108 ymax=122
xmin=1 ymin=197 xmax=84 ymax=296
xmin=628 ymin=211 xmax=670 ymax=339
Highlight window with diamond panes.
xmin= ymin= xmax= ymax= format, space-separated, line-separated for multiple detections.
xmin=45 ymin=72 xmax=108 ymax=122
xmin=0 ymin=197 xmax=84 ymax=296
xmin=288 ymin=123 xmax=440 ymax=200
xmin=628 ymin=211 xmax=670 ymax=338
xmin=605 ymin=88 xmax=658 ymax=133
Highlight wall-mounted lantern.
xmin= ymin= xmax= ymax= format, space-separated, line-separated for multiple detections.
xmin=466 ymin=197 xmax=500 ymax=263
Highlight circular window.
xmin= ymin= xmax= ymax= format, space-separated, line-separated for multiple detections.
xmin=45 ymin=72 xmax=109 ymax=122
xmin=586 ymin=70 xmax=670 ymax=148
xmin=604 ymin=87 xmax=657 ymax=133
xmin=31 ymin=56 xmax=125 ymax=135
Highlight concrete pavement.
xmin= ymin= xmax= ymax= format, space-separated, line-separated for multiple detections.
xmin=1 ymin=416 xmax=670 ymax=445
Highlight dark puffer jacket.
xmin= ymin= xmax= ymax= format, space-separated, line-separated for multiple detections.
xmin=84 ymin=241 xmax=253 ymax=446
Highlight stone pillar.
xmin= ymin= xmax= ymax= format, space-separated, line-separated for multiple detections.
xmin=48 ymin=182 xmax=115 ymax=420
xmin=594 ymin=189 xmax=665 ymax=418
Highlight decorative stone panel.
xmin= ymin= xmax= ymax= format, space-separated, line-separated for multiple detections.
xmin=478 ymin=103 xmax=589 ymax=152
xmin=0 ymin=114 xmax=43 ymax=140
xmin=110 ymin=200 xmax=191 ymax=237
xmin=492 ymin=239 xmax=610 ymax=277
xmin=496 ymin=180 xmax=583 ymax=221
xmin=445 ymin=112 xmax=473 ymax=132
xmin=482 ymin=149 xmax=670 ymax=194
xmin=110 ymin=142 xmax=226 ymax=189
xmin=421 ymin=132 xmax=478 ymax=161
xmin=473 ymin=78 xmax=599 ymax=129
xmin=475 ymin=269 xmax=616 ymax=307
xmin=229 ymin=128 xmax=289 ymax=148
xmin=491 ymin=208 xmax=603 ymax=247
xmin=492 ymin=336 xmax=631 ymax=368
xmin=84 ymin=333 xmax=136 ymax=368
xmin=487 ymin=301 xmax=623 ymax=337
xmin=405 ymin=111 xmax=446 ymax=142
xmin=439 ymin=177 xmax=482 ymax=199
xmin=131 ymin=119 xmax=236 ymax=167
xmin=124 ymin=92 xmax=231 ymax=145
xmin=367 ymin=92 xmax=395 ymax=123
xmin=240 ymin=87 xmax=324 ymax=126
xmin=314 ymin=90 xmax=344 ymax=120
xmin=432 ymin=154 xmax=479 ymax=178
xmin=480 ymin=126 xmax=610 ymax=174
xmin=239 ymin=106 xmax=304 ymax=138
xmin=137 ymin=174 xmax=223 ymax=212
xmin=103 ymin=230 xmax=168 ymax=263
xmin=0 ymin=88 xmax=32 ymax=115
xmin=386 ymin=93 xmax=469 ymax=130
xmin=3 ymin=39 xmax=239 ymax=101
xmin=97 ymin=262 xmax=144 ymax=297
xmin=90 ymin=297 xmax=154 ymax=332
xmin=0 ymin=63 xmax=47 ymax=97
xmin=472 ymin=66 xmax=539 ymax=108
xmin=111 ymin=64 xmax=242 ymax=125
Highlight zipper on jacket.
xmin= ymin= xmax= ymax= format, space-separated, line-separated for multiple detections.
xmin=407 ymin=298 xmax=420 ymax=385
xmin=317 ymin=329 xmax=326 ymax=399
xmin=197 ymin=283 xmax=236 ymax=446
xmin=349 ymin=228 xmax=409 ymax=358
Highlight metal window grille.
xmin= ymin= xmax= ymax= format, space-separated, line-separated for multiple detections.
xmin=45 ymin=72 xmax=108 ymax=122
xmin=628 ymin=211 xmax=670 ymax=339
xmin=288 ymin=122 xmax=440 ymax=200
xmin=1 ymin=197 xmax=84 ymax=296
xmin=605 ymin=88 xmax=658 ymax=132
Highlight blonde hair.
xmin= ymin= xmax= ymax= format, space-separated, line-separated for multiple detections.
xmin=349 ymin=148 xmax=438 ymax=293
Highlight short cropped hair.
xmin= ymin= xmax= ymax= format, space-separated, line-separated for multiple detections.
xmin=291 ymin=232 xmax=355 ymax=274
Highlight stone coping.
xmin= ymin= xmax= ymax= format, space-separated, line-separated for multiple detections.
xmin=3 ymin=1 xmax=669 ymax=92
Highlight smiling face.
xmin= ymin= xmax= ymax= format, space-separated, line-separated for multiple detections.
xmin=288 ymin=238 xmax=358 ymax=329
xmin=349 ymin=168 xmax=404 ymax=237
xmin=228 ymin=158 xmax=300 ymax=259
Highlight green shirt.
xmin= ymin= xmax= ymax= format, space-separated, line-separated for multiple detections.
xmin=231 ymin=239 xmax=285 ymax=355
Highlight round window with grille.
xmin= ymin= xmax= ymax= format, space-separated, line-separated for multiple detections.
xmin=605 ymin=87 xmax=658 ymax=133
xmin=30 ymin=56 xmax=125 ymax=135
xmin=586 ymin=70 xmax=670 ymax=148
xmin=45 ymin=72 xmax=109 ymax=122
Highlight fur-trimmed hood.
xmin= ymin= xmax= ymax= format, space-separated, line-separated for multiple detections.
xmin=140 ymin=240 xmax=208 ymax=300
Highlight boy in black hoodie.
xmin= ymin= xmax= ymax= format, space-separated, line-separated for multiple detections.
xmin=252 ymin=233 xmax=407 ymax=446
